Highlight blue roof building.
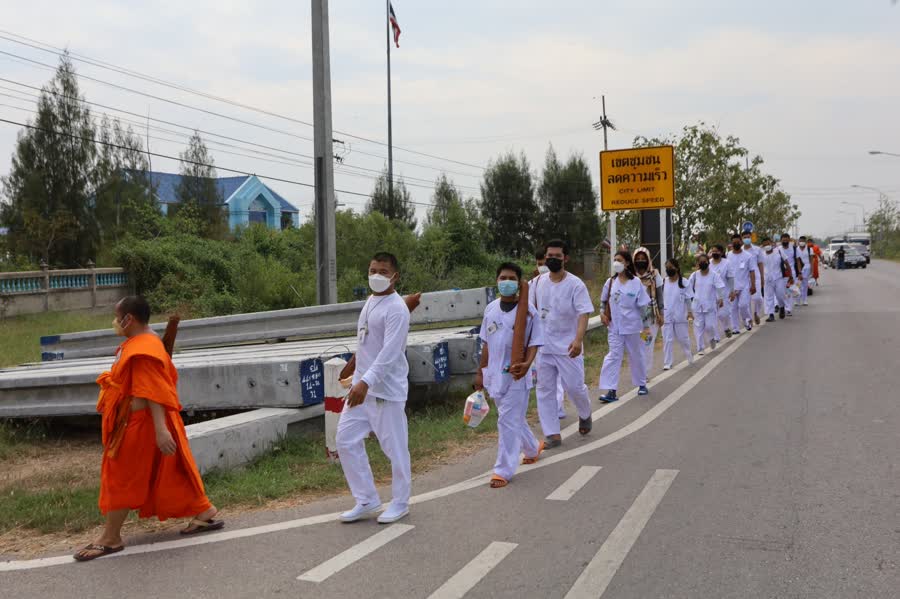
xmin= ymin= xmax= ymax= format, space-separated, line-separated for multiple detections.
xmin=147 ymin=172 xmax=300 ymax=230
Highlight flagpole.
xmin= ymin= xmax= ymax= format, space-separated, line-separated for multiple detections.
xmin=386 ymin=0 xmax=394 ymax=200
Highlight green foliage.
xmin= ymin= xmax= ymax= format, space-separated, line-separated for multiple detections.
xmin=536 ymin=146 xmax=601 ymax=254
xmin=175 ymin=132 xmax=227 ymax=239
xmin=366 ymin=169 xmax=417 ymax=230
xmin=868 ymin=196 xmax=900 ymax=259
xmin=480 ymin=152 xmax=539 ymax=257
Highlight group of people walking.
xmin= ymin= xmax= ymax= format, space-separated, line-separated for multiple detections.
xmin=79 ymin=234 xmax=815 ymax=559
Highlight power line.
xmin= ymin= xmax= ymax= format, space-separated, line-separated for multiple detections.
xmin=0 ymin=30 xmax=487 ymax=172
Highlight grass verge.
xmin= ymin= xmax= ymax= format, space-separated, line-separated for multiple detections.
xmin=0 ymin=310 xmax=120 ymax=368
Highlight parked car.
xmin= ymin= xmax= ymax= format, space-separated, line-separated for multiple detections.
xmin=836 ymin=246 xmax=866 ymax=269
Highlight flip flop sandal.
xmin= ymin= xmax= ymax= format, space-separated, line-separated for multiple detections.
xmin=180 ymin=513 xmax=226 ymax=536
xmin=490 ymin=475 xmax=508 ymax=489
xmin=578 ymin=417 xmax=592 ymax=436
xmin=522 ymin=441 xmax=545 ymax=465
xmin=73 ymin=543 xmax=125 ymax=562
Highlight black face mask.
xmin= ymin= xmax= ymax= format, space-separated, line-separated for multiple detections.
xmin=732 ymin=242 xmax=742 ymax=250
xmin=665 ymin=268 xmax=677 ymax=277
xmin=545 ymin=257 xmax=563 ymax=273
xmin=782 ymin=241 xmax=790 ymax=248
xmin=635 ymin=261 xmax=649 ymax=271
xmin=711 ymin=254 xmax=721 ymax=260
xmin=699 ymin=261 xmax=709 ymax=271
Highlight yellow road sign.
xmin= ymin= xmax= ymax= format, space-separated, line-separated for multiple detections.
xmin=600 ymin=145 xmax=676 ymax=212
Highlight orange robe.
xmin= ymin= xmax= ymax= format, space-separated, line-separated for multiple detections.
xmin=96 ymin=333 xmax=212 ymax=520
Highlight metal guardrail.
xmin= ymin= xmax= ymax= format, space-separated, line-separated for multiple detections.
xmin=39 ymin=287 xmax=495 ymax=361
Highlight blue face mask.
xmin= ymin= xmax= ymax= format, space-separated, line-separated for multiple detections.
xmin=497 ymin=280 xmax=519 ymax=297
xmin=743 ymin=237 xmax=752 ymax=246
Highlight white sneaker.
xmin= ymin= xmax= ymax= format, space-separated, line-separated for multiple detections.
xmin=340 ymin=502 xmax=382 ymax=523
xmin=377 ymin=503 xmax=409 ymax=524
xmin=663 ymin=364 xmax=672 ymax=371
xmin=803 ymin=301 xmax=809 ymax=306
xmin=697 ymin=350 xmax=705 ymax=356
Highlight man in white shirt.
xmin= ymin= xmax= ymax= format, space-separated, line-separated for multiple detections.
xmin=531 ymin=250 xmax=567 ymax=420
xmin=795 ymin=235 xmax=812 ymax=306
xmin=778 ymin=233 xmax=798 ymax=316
xmin=741 ymin=231 xmax=765 ymax=325
xmin=760 ymin=237 xmax=791 ymax=321
xmin=727 ymin=233 xmax=758 ymax=333
xmin=530 ymin=239 xmax=595 ymax=449
xmin=476 ymin=262 xmax=545 ymax=488
xmin=708 ymin=244 xmax=733 ymax=337
xmin=336 ymin=252 xmax=412 ymax=524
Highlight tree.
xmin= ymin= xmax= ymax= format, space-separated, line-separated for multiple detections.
xmin=0 ymin=53 xmax=99 ymax=266
xmin=536 ymin=146 xmax=600 ymax=254
xmin=427 ymin=174 xmax=463 ymax=227
xmin=366 ymin=169 xmax=417 ymax=230
xmin=94 ymin=116 xmax=158 ymax=244
xmin=480 ymin=152 xmax=539 ymax=257
xmin=175 ymin=132 xmax=226 ymax=238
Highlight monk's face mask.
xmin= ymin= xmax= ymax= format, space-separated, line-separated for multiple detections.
xmin=112 ymin=315 xmax=132 ymax=336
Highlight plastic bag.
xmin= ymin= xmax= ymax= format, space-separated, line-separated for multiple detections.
xmin=463 ymin=390 xmax=490 ymax=428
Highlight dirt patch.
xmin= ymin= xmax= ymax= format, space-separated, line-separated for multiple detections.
xmin=0 ymin=440 xmax=100 ymax=492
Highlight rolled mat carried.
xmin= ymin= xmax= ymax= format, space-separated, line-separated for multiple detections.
xmin=510 ymin=279 xmax=530 ymax=367
xmin=161 ymin=315 xmax=181 ymax=357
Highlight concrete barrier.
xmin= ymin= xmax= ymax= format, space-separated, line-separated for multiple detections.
xmin=39 ymin=287 xmax=493 ymax=361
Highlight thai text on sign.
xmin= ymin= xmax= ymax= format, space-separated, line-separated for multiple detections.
xmin=599 ymin=146 xmax=676 ymax=211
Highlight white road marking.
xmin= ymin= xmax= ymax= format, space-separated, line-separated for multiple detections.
xmin=426 ymin=541 xmax=518 ymax=599
xmin=0 ymin=325 xmax=761 ymax=572
xmin=297 ymin=524 xmax=414 ymax=583
xmin=564 ymin=469 xmax=679 ymax=599
xmin=546 ymin=466 xmax=603 ymax=501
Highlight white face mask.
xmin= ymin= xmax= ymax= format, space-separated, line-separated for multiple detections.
xmin=613 ymin=261 xmax=626 ymax=274
xmin=799 ymin=242 xmax=806 ymax=249
xmin=764 ymin=246 xmax=773 ymax=253
xmin=538 ymin=265 xmax=550 ymax=275
xmin=368 ymin=273 xmax=393 ymax=293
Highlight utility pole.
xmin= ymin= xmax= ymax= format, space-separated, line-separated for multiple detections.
xmin=312 ymin=0 xmax=338 ymax=304
xmin=593 ymin=96 xmax=615 ymax=273
xmin=386 ymin=0 xmax=394 ymax=201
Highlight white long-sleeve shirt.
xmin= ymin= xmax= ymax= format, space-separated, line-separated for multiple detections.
xmin=354 ymin=292 xmax=410 ymax=402
xmin=709 ymin=258 xmax=732 ymax=292
xmin=479 ymin=300 xmax=544 ymax=398
xmin=529 ymin=272 xmax=594 ymax=355
xmin=726 ymin=249 xmax=757 ymax=291
xmin=600 ymin=276 xmax=650 ymax=335
xmin=689 ymin=270 xmax=726 ymax=313
xmin=761 ymin=248 xmax=787 ymax=282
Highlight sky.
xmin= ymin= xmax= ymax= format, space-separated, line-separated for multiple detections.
xmin=0 ymin=0 xmax=898 ymax=239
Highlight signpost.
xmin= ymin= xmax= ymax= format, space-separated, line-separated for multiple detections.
xmin=599 ymin=145 xmax=676 ymax=270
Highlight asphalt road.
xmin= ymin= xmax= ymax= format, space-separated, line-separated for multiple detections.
xmin=3 ymin=261 xmax=899 ymax=598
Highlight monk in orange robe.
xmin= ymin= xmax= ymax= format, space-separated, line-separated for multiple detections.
xmin=74 ymin=296 xmax=223 ymax=562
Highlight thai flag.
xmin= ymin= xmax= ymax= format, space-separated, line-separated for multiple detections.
xmin=390 ymin=3 xmax=401 ymax=48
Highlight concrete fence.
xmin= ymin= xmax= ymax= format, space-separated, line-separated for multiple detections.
xmin=0 ymin=264 xmax=130 ymax=318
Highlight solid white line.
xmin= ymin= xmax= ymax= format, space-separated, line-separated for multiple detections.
xmin=297 ymin=524 xmax=414 ymax=583
xmin=0 ymin=325 xmax=762 ymax=573
xmin=426 ymin=541 xmax=518 ymax=599
xmin=564 ymin=469 xmax=678 ymax=599
xmin=546 ymin=466 xmax=603 ymax=501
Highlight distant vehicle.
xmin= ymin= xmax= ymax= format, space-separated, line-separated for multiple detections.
xmin=837 ymin=246 xmax=866 ymax=269
xmin=846 ymin=232 xmax=871 ymax=263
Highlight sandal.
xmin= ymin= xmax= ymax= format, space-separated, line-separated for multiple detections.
xmin=73 ymin=543 xmax=125 ymax=562
xmin=522 ymin=441 xmax=545 ymax=465
xmin=490 ymin=475 xmax=508 ymax=489
xmin=579 ymin=416 xmax=592 ymax=436
xmin=180 ymin=511 xmax=225 ymax=536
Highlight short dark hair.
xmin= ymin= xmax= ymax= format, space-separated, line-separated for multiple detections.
xmin=731 ymin=233 xmax=742 ymax=240
xmin=714 ymin=244 xmax=726 ymax=253
xmin=371 ymin=252 xmax=399 ymax=271
xmin=799 ymin=235 xmax=807 ymax=241
xmin=496 ymin=262 xmax=522 ymax=279
xmin=741 ymin=230 xmax=752 ymax=236
xmin=781 ymin=233 xmax=790 ymax=239
xmin=118 ymin=296 xmax=151 ymax=324
xmin=545 ymin=239 xmax=569 ymax=256
xmin=534 ymin=249 xmax=546 ymax=260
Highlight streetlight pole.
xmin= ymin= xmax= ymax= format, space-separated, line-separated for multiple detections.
xmin=837 ymin=210 xmax=857 ymax=231
xmin=841 ymin=200 xmax=867 ymax=226
xmin=868 ymin=150 xmax=900 ymax=158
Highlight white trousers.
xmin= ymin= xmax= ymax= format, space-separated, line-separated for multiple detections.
xmin=536 ymin=353 xmax=592 ymax=437
xmin=599 ymin=331 xmax=647 ymax=391
xmin=799 ymin=266 xmax=811 ymax=303
xmin=492 ymin=388 xmax=539 ymax=481
xmin=718 ymin=299 xmax=733 ymax=334
xmin=751 ymin=287 xmax=764 ymax=316
xmin=730 ymin=289 xmax=752 ymax=330
xmin=336 ymin=396 xmax=411 ymax=509
xmin=662 ymin=322 xmax=693 ymax=368
xmin=642 ymin=323 xmax=660 ymax=375
xmin=764 ymin=278 xmax=786 ymax=314
xmin=693 ymin=311 xmax=718 ymax=350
